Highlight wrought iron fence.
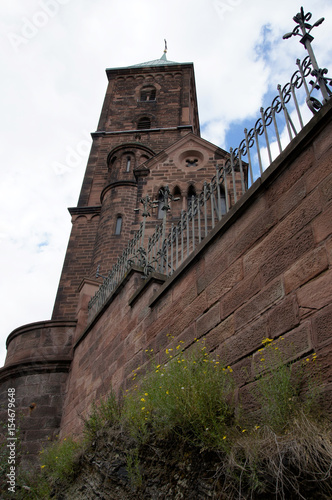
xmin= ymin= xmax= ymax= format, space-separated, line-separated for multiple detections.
xmin=88 ymin=8 xmax=331 ymax=322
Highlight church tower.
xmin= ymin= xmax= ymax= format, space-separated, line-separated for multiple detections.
xmin=52 ymin=50 xmax=200 ymax=320
xmin=0 ymin=50 xmax=234 ymax=466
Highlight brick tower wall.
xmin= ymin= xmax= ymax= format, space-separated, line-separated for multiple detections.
xmin=51 ymin=62 xmax=200 ymax=321
xmin=52 ymin=213 xmax=100 ymax=320
xmin=90 ymin=182 xmax=139 ymax=275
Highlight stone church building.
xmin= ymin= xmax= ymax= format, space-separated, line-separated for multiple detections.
xmin=1 ymin=49 xmax=331 ymax=467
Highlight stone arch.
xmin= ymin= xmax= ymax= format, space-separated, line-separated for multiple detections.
xmin=73 ymin=214 xmax=88 ymax=223
xmin=90 ymin=213 xmax=100 ymax=223
xmin=140 ymin=85 xmax=156 ymax=102
xmin=139 ymin=154 xmax=149 ymax=166
xmin=107 ymin=144 xmax=155 ymax=176
xmin=137 ymin=116 xmax=151 ymax=130
xmin=187 ymin=184 xmax=196 ymax=210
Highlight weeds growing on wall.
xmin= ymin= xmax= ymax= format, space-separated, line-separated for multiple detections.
xmin=83 ymin=390 xmax=121 ymax=441
xmin=251 ymin=336 xmax=319 ymax=432
xmin=123 ymin=339 xmax=236 ymax=449
xmin=16 ymin=336 xmax=332 ymax=499
xmin=11 ymin=436 xmax=81 ymax=499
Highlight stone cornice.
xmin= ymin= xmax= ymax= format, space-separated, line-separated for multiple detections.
xmin=68 ymin=206 xmax=101 ymax=216
xmin=0 ymin=359 xmax=72 ymax=383
xmin=91 ymin=125 xmax=193 ymax=138
xmin=100 ymin=180 xmax=137 ymax=203
xmin=6 ymin=320 xmax=77 ymax=348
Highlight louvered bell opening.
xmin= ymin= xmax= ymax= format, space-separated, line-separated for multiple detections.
xmin=137 ymin=117 xmax=151 ymax=130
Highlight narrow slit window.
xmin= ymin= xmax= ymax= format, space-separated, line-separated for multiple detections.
xmin=220 ymin=189 xmax=227 ymax=216
xmin=126 ymin=156 xmax=131 ymax=172
xmin=115 ymin=216 xmax=122 ymax=235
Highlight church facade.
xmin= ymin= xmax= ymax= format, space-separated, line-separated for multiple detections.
xmin=1 ymin=50 xmax=332 ymax=467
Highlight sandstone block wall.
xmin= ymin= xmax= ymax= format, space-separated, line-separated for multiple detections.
xmin=0 ymin=321 xmax=75 ymax=465
xmin=59 ymin=104 xmax=332 ymax=438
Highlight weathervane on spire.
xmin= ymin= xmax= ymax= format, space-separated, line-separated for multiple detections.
xmin=164 ymin=39 xmax=167 ymax=54
xmin=283 ymin=6 xmax=331 ymax=104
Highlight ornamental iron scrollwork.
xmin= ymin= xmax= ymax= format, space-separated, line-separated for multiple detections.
xmin=283 ymin=7 xmax=332 ymax=110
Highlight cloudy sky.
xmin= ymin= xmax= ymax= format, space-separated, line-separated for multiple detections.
xmin=0 ymin=0 xmax=331 ymax=366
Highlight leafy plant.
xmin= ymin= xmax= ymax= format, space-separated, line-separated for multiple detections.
xmin=20 ymin=436 xmax=81 ymax=498
xmin=83 ymin=390 xmax=121 ymax=440
xmin=126 ymin=447 xmax=142 ymax=488
xmin=252 ymin=337 xmax=319 ymax=432
xmin=123 ymin=340 xmax=237 ymax=449
xmin=14 ymin=335 xmax=331 ymax=500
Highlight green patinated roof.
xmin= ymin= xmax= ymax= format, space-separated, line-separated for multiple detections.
xmin=108 ymin=52 xmax=191 ymax=71
xmin=127 ymin=52 xmax=180 ymax=68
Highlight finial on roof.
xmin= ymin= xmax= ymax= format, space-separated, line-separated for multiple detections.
xmin=160 ymin=39 xmax=168 ymax=61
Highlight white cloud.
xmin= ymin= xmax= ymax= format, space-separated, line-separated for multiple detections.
xmin=0 ymin=0 xmax=332 ymax=366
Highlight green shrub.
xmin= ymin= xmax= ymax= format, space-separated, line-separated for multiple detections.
xmin=24 ymin=436 xmax=81 ymax=498
xmin=126 ymin=447 xmax=142 ymax=488
xmin=16 ymin=335 xmax=331 ymax=499
xmin=123 ymin=340 xmax=237 ymax=449
xmin=252 ymin=337 xmax=319 ymax=432
xmin=222 ymin=412 xmax=332 ymax=499
xmin=83 ymin=390 xmax=121 ymax=440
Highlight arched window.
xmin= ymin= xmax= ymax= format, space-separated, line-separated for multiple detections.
xmin=139 ymin=154 xmax=149 ymax=165
xmin=187 ymin=185 xmax=196 ymax=210
xmin=108 ymin=155 xmax=117 ymax=172
xmin=157 ymin=188 xmax=164 ymax=219
xmin=172 ymin=186 xmax=182 ymax=218
xmin=137 ymin=117 xmax=151 ymax=130
xmin=140 ymin=86 xmax=156 ymax=102
xmin=115 ymin=216 xmax=122 ymax=235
